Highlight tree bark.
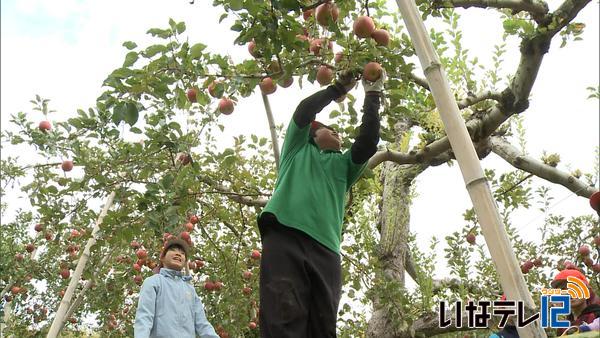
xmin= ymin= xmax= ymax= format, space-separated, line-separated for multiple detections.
xmin=367 ymin=121 xmax=426 ymax=337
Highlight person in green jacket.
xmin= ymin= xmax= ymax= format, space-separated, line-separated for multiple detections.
xmin=258 ymin=69 xmax=386 ymax=338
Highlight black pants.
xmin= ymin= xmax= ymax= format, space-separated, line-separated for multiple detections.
xmin=258 ymin=214 xmax=342 ymax=338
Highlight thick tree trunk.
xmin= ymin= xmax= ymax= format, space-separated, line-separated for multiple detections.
xmin=367 ymin=122 xmax=425 ymax=338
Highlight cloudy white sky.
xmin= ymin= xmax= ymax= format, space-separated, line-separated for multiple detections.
xmin=1 ymin=0 xmax=598 ymax=285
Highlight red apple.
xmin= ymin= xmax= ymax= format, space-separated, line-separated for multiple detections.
xmin=533 ymin=257 xmax=543 ymax=267
xmin=133 ymin=263 xmax=141 ymax=272
xmin=590 ymin=191 xmax=600 ymax=212
xmin=181 ymin=231 xmax=191 ymax=242
xmin=251 ymin=249 xmax=261 ymax=260
xmin=584 ymin=257 xmax=594 ymax=267
xmin=188 ymin=261 xmax=196 ymax=270
xmin=44 ymin=231 xmax=53 ymax=241
xmin=25 ymin=243 xmax=35 ymax=253
xmin=61 ymin=160 xmax=74 ymax=172
xmin=34 ymin=223 xmax=43 ymax=232
xmin=248 ymin=40 xmax=259 ymax=58
xmin=15 ymin=253 xmax=24 ymax=262
xmin=204 ymin=281 xmax=215 ymax=291
xmin=371 ymin=29 xmax=390 ymax=47
xmin=592 ymin=264 xmax=600 ymax=273
xmin=248 ymin=321 xmax=257 ymax=330
xmin=218 ymin=98 xmax=235 ymax=115
xmin=243 ymin=270 xmax=253 ymax=279
xmin=184 ymin=222 xmax=194 ymax=232
xmin=133 ymin=275 xmax=143 ymax=285
xmin=195 ymin=260 xmax=205 ymax=269
xmin=38 ymin=120 xmax=51 ymax=132
xmin=564 ymin=261 xmax=578 ymax=270
xmin=136 ymin=249 xmax=147 ymax=260
xmin=11 ymin=286 xmax=22 ymax=294
xmin=60 ymin=268 xmax=70 ymax=279
xmin=279 ymin=77 xmax=294 ymax=88
xmin=242 ymin=287 xmax=252 ymax=295
xmin=466 ymin=233 xmax=476 ymax=245
xmin=189 ymin=215 xmax=199 ymax=224
xmin=4 ymin=295 xmax=12 ymax=302
xmin=68 ymin=317 xmax=76 ymax=324
xmin=316 ymin=66 xmax=333 ymax=86
xmin=303 ymin=9 xmax=313 ymax=21
xmin=315 ymin=3 xmax=339 ymax=26
xmin=177 ymin=153 xmax=192 ymax=165
xmin=353 ymin=16 xmax=376 ymax=38
xmin=259 ymin=78 xmax=277 ymax=95
xmin=334 ymin=52 xmax=344 ymax=63
xmin=130 ymin=240 xmax=141 ymax=249
xmin=70 ymin=229 xmax=81 ymax=238
xmin=578 ymin=245 xmax=591 ymax=256
xmin=186 ymin=88 xmax=197 ymax=102
xmin=214 ymin=281 xmax=223 ymax=290
xmin=363 ymin=62 xmax=382 ymax=82
xmin=521 ymin=260 xmax=534 ymax=274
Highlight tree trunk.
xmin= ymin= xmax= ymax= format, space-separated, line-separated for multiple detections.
xmin=367 ymin=122 xmax=425 ymax=338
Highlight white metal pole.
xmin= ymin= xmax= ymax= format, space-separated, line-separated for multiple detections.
xmin=394 ymin=1 xmax=546 ymax=337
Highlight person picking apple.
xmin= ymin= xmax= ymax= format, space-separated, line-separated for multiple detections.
xmin=257 ymin=65 xmax=386 ymax=337
xmin=134 ymin=238 xmax=219 ymax=338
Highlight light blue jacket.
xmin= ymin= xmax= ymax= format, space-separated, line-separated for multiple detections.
xmin=134 ymin=268 xmax=219 ymax=338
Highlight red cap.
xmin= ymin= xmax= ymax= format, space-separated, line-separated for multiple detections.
xmin=552 ymin=269 xmax=588 ymax=286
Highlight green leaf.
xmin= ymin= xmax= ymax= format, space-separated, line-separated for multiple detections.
xmin=123 ymin=51 xmax=139 ymax=68
xmin=229 ymin=0 xmax=243 ymax=10
xmin=122 ymin=41 xmax=137 ymax=50
xmin=123 ymin=102 xmax=139 ymax=126
xmin=112 ymin=103 xmax=126 ymax=125
xmin=231 ymin=23 xmax=244 ymax=32
xmin=189 ymin=43 xmax=207 ymax=59
xmin=146 ymin=28 xmax=171 ymax=39
xmin=176 ymin=22 xmax=186 ymax=34
xmin=144 ymin=45 xmax=167 ymax=58
xmin=218 ymin=13 xmax=228 ymax=23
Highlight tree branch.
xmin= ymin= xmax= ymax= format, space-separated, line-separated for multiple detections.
xmin=432 ymin=0 xmax=549 ymax=16
xmin=457 ymin=90 xmax=503 ymax=109
xmin=197 ymin=176 xmax=268 ymax=207
xmin=489 ymin=136 xmax=597 ymax=198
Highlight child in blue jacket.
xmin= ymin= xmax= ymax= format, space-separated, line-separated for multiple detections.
xmin=134 ymin=238 xmax=219 ymax=338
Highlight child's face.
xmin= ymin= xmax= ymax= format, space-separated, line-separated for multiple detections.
xmin=161 ymin=246 xmax=186 ymax=271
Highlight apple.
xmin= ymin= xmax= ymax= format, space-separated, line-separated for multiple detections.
xmin=584 ymin=257 xmax=594 ymax=267
xmin=44 ymin=231 xmax=53 ymax=241
xmin=316 ymin=66 xmax=333 ymax=86
xmin=186 ymin=88 xmax=197 ymax=103
xmin=11 ymin=286 xmax=22 ymax=294
xmin=133 ymin=263 xmax=141 ymax=272
xmin=363 ymin=62 xmax=383 ymax=82
xmin=163 ymin=232 xmax=172 ymax=242
xmin=59 ymin=290 xmax=65 ymax=297
xmin=15 ymin=253 xmax=24 ymax=262
xmin=302 ymin=9 xmax=313 ymax=21
xmin=371 ymin=29 xmax=390 ymax=47
xmin=136 ymin=249 xmax=148 ymax=260
xmin=309 ymin=38 xmax=332 ymax=56
xmin=177 ymin=153 xmax=192 ymax=165
xmin=315 ymin=3 xmax=339 ymax=26
xmin=4 ymin=295 xmax=12 ymax=302
xmin=181 ymin=231 xmax=191 ymax=242
xmin=251 ymin=249 xmax=261 ymax=260
xmin=25 ymin=243 xmax=35 ymax=253
xmin=195 ymin=260 xmax=205 ymax=269
xmin=38 ymin=120 xmax=51 ymax=132
xmin=353 ymin=16 xmax=376 ymax=38
xmin=564 ymin=261 xmax=578 ymax=270
xmin=243 ymin=270 xmax=253 ymax=279
xmin=466 ymin=233 xmax=476 ymax=245
xmin=204 ymin=281 xmax=215 ymax=291
xmin=61 ymin=160 xmax=74 ymax=172
xmin=520 ymin=260 xmax=534 ymax=274
xmin=184 ymin=222 xmax=194 ymax=232
xmin=533 ymin=257 xmax=543 ymax=267
xmin=589 ymin=191 xmax=600 ymax=212
xmin=69 ymin=317 xmax=77 ymax=324
xmin=259 ymin=78 xmax=277 ymax=95
xmin=188 ymin=261 xmax=196 ymax=270
xmin=279 ymin=77 xmax=294 ymax=88
xmin=218 ymin=98 xmax=235 ymax=115
xmin=248 ymin=321 xmax=257 ymax=330
xmin=60 ymin=268 xmax=70 ymax=279
xmin=578 ymin=245 xmax=591 ymax=256
xmin=133 ymin=275 xmax=143 ymax=285
xmin=130 ymin=240 xmax=141 ymax=249
xmin=334 ymin=52 xmax=344 ymax=63
xmin=594 ymin=236 xmax=600 ymax=247
xmin=214 ymin=281 xmax=223 ymax=290
xmin=189 ymin=215 xmax=199 ymax=224
xmin=592 ymin=264 xmax=600 ymax=273
xmin=70 ymin=229 xmax=81 ymax=238
xmin=208 ymin=81 xmax=222 ymax=98
xmin=243 ymin=287 xmax=252 ymax=295
xmin=136 ymin=258 xmax=146 ymax=267
xmin=248 ymin=40 xmax=259 ymax=58
xmin=34 ymin=223 xmax=43 ymax=232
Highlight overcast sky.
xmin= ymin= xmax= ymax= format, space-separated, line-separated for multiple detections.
xmin=1 ymin=0 xmax=598 ymax=285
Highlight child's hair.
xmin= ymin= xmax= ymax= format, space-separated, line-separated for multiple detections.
xmin=160 ymin=238 xmax=190 ymax=260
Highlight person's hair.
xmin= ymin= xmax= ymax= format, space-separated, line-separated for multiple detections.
xmin=309 ymin=123 xmax=334 ymax=140
xmin=161 ymin=244 xmax=187 ymax=259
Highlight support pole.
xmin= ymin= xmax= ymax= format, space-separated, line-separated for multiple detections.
xmin=394 ymin=1 xmax=546 ymax=337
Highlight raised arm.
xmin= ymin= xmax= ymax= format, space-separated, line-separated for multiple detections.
xmin=350 ymin=93 xmax=381 ymax=164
